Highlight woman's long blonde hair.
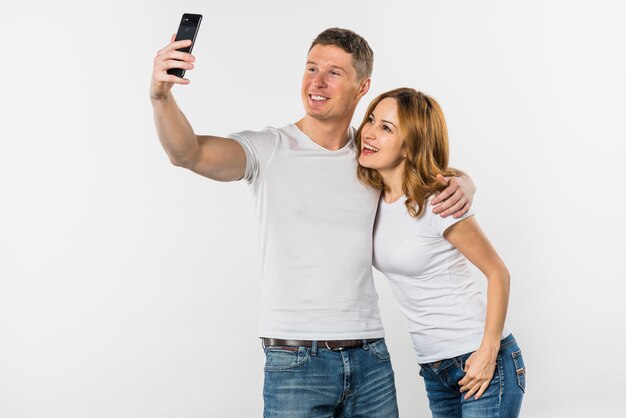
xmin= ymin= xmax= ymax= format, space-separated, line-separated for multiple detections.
xmin=356 ymin=88 xmax=455 ymax=218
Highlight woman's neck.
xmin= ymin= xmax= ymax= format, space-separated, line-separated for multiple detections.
xmin=379 ymin=163 xmax=405 ymax=204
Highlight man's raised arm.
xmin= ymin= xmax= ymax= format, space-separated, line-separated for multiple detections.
xmin=150 ymin=36 xmax=246 ymax=182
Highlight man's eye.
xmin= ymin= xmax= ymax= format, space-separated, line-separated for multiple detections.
xmin=330 ymin=71 xmax=340 ymax=76
xmin=307 ymin=67 xmax=317 ymax=73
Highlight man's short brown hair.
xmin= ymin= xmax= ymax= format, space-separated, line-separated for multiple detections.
xmin=309 ymin=28 xmax=374 ymax=80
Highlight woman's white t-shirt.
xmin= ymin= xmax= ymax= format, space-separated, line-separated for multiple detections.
xmin=372 ymin=196 xmax=510 ymax=363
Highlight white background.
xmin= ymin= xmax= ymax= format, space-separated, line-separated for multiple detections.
xmin=1 ymin=1 xmax=625 ymax=417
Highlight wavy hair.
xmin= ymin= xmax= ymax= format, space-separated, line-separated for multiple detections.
xmin=356 ymin=88 xmax=455 ymax=218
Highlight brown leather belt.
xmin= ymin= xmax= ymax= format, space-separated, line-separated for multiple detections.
xmin=262 ymin=338 xmax=381 ymax=351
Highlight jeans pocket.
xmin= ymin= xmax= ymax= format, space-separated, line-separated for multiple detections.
xmin=511 ymin=350 xmax=526 ymax=392
xmin=264 ymin=347 xmax=310 ymax=371
xmin=367 ymin=339 xmax=391 ymax=361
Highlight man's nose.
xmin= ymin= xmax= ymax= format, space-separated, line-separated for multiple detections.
xmin=313 ymin=73 xmax=327 ymax=89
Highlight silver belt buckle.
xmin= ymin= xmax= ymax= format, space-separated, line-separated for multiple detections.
xmin=324 ymin=341 xmax=343 ymax=351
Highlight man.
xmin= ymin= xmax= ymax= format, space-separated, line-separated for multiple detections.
xmin=150 ymin=28 xmax=474 ymax=417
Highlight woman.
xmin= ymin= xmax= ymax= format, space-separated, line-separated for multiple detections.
xmin=356 ymin=88 xmax=525 ymax=417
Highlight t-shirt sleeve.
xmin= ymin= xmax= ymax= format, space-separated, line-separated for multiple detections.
xmin=428 ymin=201 xmax=475 ymax=238
xmin=228 ymin=127 xmax=279 ymax=184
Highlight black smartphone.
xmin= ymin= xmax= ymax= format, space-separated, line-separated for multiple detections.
xmin=167 ymin=13 xmax=202 ymax=78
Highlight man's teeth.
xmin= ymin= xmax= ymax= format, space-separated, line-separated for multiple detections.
xmin=311 ymin=95 xmax=328 ymax=101
xmin=364 ymin=144 xmax=379 ymax=152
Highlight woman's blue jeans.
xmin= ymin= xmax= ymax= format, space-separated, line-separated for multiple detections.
xmin=418 ymin=334 xmax=526 ymax=418
xmin=262 ymin=339 xmax=398 ymax=418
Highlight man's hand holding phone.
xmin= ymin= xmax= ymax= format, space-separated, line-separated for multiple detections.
xmin=150 ymin=37 xmax=195 ymax=101
xmin=150 ymin=13 xmax=202 ymax=101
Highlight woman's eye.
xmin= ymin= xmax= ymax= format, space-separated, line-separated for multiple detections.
xmin=383 ymin=125 xmax=392 ymax=132
xmin=367 ymin=116 xmax=374 ymax=123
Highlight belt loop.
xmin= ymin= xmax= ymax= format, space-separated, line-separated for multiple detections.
xmin=311 ymin=340 xmax=318 ymax=357
xmin=362 ymin=339 xmax=369 ymax=350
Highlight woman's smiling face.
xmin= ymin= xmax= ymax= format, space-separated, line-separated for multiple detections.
xmin=358 ymin=97 xmax=406 ymax=172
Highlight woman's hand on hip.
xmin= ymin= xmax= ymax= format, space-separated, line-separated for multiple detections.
xmin=458 ymin=344 xmax=498 ymax=400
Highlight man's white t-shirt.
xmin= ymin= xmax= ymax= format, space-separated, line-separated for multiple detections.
xmin=229 ymin=124 xmax=385 ymax=340
xmin=372 ymin=197 xmax=510 ymax=363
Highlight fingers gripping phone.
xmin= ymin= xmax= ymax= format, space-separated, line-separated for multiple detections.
xmin=167 ymin=13 xmax=202 ymax=78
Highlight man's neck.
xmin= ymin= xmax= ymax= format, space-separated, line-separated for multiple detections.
xmin=295 ymin=116 xmax=353 ymax=151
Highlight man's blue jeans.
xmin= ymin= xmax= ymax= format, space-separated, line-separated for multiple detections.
xmin=262 ymin=339 xmax=398 ymax=418
xmin=418 ymin=333 xmax=526 ymax=418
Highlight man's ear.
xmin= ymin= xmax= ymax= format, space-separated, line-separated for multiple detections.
xmin=358 ymin=78 xmax=371 ymax=97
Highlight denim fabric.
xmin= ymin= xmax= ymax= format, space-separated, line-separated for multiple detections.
xmin=263 ymin=339 xmax=398 ymax=418
xmin=418 ymin=334 xmax=525 ymax=418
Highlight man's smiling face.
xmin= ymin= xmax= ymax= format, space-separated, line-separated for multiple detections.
xmin=301 ymin=44 xmax=368 ymax=123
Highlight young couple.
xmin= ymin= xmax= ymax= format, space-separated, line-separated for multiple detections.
xmin=150 ymin=27 xmax=525 ymax=418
